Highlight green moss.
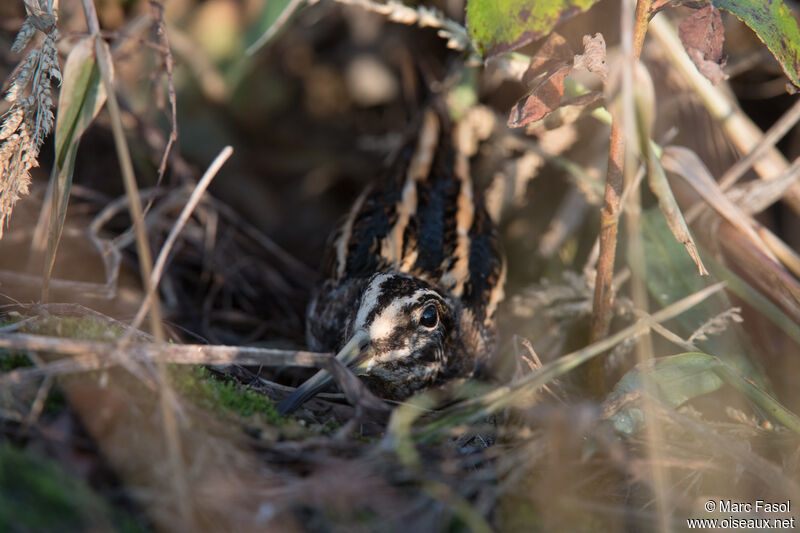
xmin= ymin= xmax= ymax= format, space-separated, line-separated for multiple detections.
xmin=175 ymin=367 xmax=285 ymax=425
xmin=0 ymin=443 xmax=149 ymax=533
xmin=0 ymin=352 xmax=32 ymax=372
xmin=24 ymin=315 xmax=124 ymax=341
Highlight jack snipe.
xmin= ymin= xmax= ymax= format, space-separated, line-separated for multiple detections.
xmin=279 ymin=109 xmax=506 ymax=414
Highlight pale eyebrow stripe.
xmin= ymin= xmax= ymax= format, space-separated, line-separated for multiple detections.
xmin=365 ymin=289 xmax=435 ymax=340
xmin=354 ymin=272 xmax=393 ymax=327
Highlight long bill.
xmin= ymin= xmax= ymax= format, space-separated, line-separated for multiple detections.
xmin=278 ymin=329 xmax=370 ymax=414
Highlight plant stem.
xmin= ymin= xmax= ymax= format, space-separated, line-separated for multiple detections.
xmin=79 ymin=0 xmax=192 ymax=526
xmin=588 ymin=0 xmax=652 ymax=391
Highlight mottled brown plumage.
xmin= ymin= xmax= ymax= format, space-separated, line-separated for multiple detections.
xmin=279 ymin=110 xmax=506 ymax=414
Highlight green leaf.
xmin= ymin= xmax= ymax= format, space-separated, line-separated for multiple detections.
xmin=466 ymin=0 xmax=600 ymax=58
xmin=640 ymin=207 xmax=770 ymax=389
xmin=712 ymin=0 xmax=800 ymax=87
xmin=607 ymin=353 xmax=800 ymax=436
xmin=53 ymin=38 xmax=106 ymax=169
xmin=43 ymin=37 xmax=107 ymax=296
xmin=611 ymin=353 xmax=725 ymax=409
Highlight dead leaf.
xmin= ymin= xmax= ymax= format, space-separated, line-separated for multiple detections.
xmin=661 ymin=146 xmax=778 ymax=264
xmin=524 ymin=91 xmax=603 ymax=131
xmin=523 ymin=32 xmax=574 ymax=85
xmin=508 ymin=32 xmax=609 ymax=129
xmin=508 ymin=66 xmax=570 ymax=128
xmin=679 ymin=4 xmax=728 ymax=85
xmin=573 ymin=33 xmax=608 ymax=81
xmin=509 ymin=33 xmax=573 ymax=129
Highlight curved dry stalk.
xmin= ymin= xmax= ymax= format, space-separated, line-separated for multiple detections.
xmin=127 ymin=146 xmax=233 ymax=336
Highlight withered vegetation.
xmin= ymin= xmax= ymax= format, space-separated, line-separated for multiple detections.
xmin=1 ymin=0 xmax=800 ymax=532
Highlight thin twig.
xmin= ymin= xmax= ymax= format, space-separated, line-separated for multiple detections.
xmin=0 ymin=333 xmax=333 ymax=384
xmin=588 ymin=0 xmax=652 ymax=385
xmin=79 ymin=1 xmax=188 ymax=525
xmin=91 ymin=34 xmax=165 ymax=340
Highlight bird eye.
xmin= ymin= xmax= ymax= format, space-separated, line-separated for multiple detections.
xmin=419 ymin=303 xmax=439 ymax=329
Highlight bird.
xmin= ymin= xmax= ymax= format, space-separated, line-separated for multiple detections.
xmin=278 ymin=109 xmax=506 ymax=414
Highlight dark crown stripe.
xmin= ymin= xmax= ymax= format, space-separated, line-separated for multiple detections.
xmin=383 ymin=110 xmax=440 ymax=270
xmin=334 ymin=185 xmax=371 ymax=280
xmin=412 ymin=140 xmax=460 ymax=277
xmin=463 ymin=205 xmax=505 ymax=325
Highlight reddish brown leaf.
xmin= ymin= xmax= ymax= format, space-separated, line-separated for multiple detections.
xmin=508 ymin=65 xmax=570 ymax=128
xmin=523 ymin=32 xmax=574 ymax=86
xmin=679 ymin=4 xmax=728 ymax=84
xmin=509 ymin=32 xmax=608 ymax=129
xmin=573 ymin=33 xmax=608 ymax=81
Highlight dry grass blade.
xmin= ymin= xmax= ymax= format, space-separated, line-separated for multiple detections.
xmin=127 ymin=146 xmax=233 ymax=335
xmin=718 ymin=97 xmax=800 ymax=191
xmin=665 ymin=146 xmax=800 ymax=279
xmin=727 ymin=156 xmax=800 ymax=215
xmin=716 ymin=221 xmax=800 ymax=325
xmin=42 ymin=36 xmax=107 ymax=298
xmin=649 ymin=13 xmax=800 ymax=215
xmin=92 ymin=33 xmax=165 ymax=340
xmin=645 ymin=137 xmax=707 ymax=275
xmin=246 ymin=0 xmax=305 ymax=56
xmin=629 ymin=61 xmax=705 ymax=276
xmin=412 ymin=283 xmax=726 ymax=438
xmin=703 ymin=252 xmax=800 ymax=346
xmin=327 ymin=0 xmax=470 ymax=52
xmin=80 ymin=2 xmax=182 ymax=521
xmin=662 ymin=146 xmax=779 ymax=263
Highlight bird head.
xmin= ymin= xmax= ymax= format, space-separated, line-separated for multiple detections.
xmin=278 ymin=272 xmax=473 ymax=414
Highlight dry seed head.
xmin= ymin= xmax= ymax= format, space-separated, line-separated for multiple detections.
xmin=11 ymin=20 xmax=35 ymax=53
xmin=0 ymin=108 xmax=24 ymax=141
xmin=0 ymin=1 xmax=60 ymax=238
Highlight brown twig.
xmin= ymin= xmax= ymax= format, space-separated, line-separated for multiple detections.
xmin=0 ymin=332 xmax=334 ymax=384
xmin=588 ymin=0 xmax=652 ymax=390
